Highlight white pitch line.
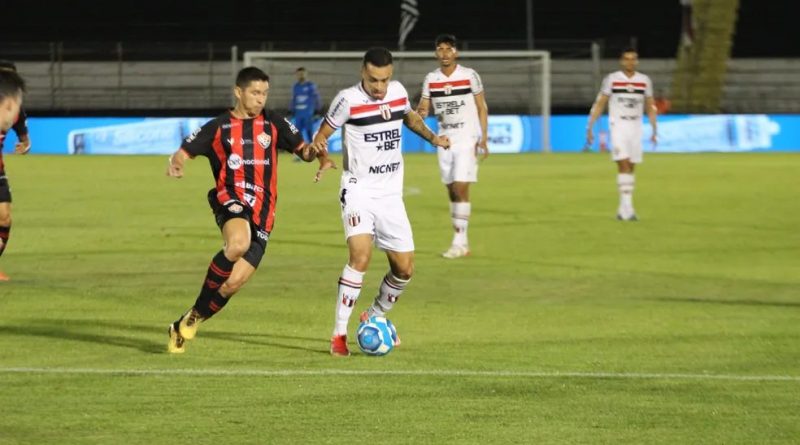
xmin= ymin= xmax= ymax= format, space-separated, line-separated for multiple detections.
xmin=1 ymin=367 xmax=798 ymax=382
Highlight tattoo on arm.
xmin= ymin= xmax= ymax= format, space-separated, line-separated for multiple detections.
xmin=404 ymin=112 xmax=434 ymax=142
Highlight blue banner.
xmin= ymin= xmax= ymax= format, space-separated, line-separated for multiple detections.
xmin=3 ymin=114 xmax=799 ymax=154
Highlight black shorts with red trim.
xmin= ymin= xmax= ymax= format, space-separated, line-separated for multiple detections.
xmin=206 ymin=188 xmax=269 ymax=268
xmin=0 ymin=175 xmax=11 ymax=203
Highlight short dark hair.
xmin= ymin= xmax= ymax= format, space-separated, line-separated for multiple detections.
xmin=0 ymin=59 xmax=17 ymax=72
xmin=620 ymin=47 xmax=638 ymax=57
xmin=363 ymin=47 xmax=393 ymax=68
xmin=0 ymin=70 xmax=26 ymax=99
xmin=236 ymin=66 xmax=269 ymax=89
xmin=296 ymin=67 xmax=306 ymax=72
xmin=435 ymin=34 xmax=458 ymax=48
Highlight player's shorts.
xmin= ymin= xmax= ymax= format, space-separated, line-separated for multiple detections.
xmin=610 ymin=122 xmax=643 ymax=164
xmin=0 ymin=175 xmax=11 ymax=203
xmin=338 ymin=179 xmax=414 ymax=253
xmin=437 ymin=132 xmax=479 ymax=184
xmin=207 ymin=189 xmax=268 ymax=268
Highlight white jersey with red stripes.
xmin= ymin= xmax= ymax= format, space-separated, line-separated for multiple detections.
xmin=599 ymin=71 xmax=654 ymax=124
xmin=421 ymin=64 xmax=483 ymax=138
xmin=324 ymin=80 xmax=412 ymax=196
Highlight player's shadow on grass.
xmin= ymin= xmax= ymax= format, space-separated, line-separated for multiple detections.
xmin=201 ymin=331 xmax=330 ymax=355
xmin=0 ymin=319 xmax=328 ymax=355
xmin=0 ymin=320 xmax=165 ymax=354
xmin=653 ymin=297 xmax=800 ymax=308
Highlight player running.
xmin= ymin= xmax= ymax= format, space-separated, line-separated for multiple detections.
xmin=0 ymin=61 xmax=30 ymax=281
xmin=586 ymin=48 xmax=658 ymax=221
xmin=165 ymin=66 xmax=332 ymax=353
xmin=312 ymin=47 xmax=450 ymax=356
xmin=416 ymin=34 xmax=489 ymax=259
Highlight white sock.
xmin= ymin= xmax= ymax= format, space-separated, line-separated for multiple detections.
xmin=333 ymin=265 xmax=364 ymax=336
xmin=617 ymin=173 xmax=635 ymax=215
xmin=450 ymin=202 xmax=471 ymax=247
xmin=367 ymin=272 xmax=410 ymax=318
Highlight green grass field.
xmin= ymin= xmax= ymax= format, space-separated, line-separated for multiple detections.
xmin=0 ymin=152 xmax=798 ymax=444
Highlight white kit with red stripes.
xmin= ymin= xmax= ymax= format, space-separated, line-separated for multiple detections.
xmin=599 ymin=70 xmax=653 ymax=124
xmin=325 ymin=81 xmax=412 ymax=197
xmin=421 ymin=64 xmax=484 ymax=139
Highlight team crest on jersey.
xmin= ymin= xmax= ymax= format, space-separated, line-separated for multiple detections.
xmin=379 ymin=104 xmax=392 ymax=121
xmin=347 ymin=211 xmax=361 ymax=227
xmin=444 ymin=84 xmax=453 ymax=95
xmin=626 ymin=84 xmax=635 ymax=93
xmin=257 ymin=132 xmax=271 ymax=149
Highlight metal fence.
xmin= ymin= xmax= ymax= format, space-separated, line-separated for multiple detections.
xmin=4 ymin=41 xmax=800 ymax=113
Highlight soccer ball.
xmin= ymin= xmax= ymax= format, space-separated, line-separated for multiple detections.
xmin=356 ymin=316 xmax=397 ymax=356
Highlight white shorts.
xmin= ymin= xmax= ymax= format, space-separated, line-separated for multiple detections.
xmin=339 ymin=181 xmax=414 ymax=253
xmin=610 ymin=123 xmax=643 ymax=164
xmin=438 ymin=132 xmax=479 ymax=184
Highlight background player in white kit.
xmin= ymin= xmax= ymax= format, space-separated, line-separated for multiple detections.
xmin=416 ymin=34 xmax=489 ymax=258
xmin=586 ymin=48 xmax=658 ymax=221
xmin=313 ymin=47 xmax=450 ymax=356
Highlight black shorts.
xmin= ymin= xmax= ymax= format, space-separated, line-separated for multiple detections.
xmin=0 ymin=176 xmax=11 ymax=203
xmin=207 ymin=189 xmax=269 ymax=268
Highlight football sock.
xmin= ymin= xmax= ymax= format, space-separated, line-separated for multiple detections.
xmin=0 ymin=225 xmax=8 ymax=257
xmin=368 ymin=272 xmax=410 ymax=318
xmin=333 ymin=264 xmax=365 ymax=336
xmin=193 ymin=292 xmax=230 ymax=319
xmin=617 ymin=173 xmax=635 ymax=214
xmin=451 ymin=202 xmax=471 ymax=247
xmin=192 ymin=250 xmax=235 ymax=318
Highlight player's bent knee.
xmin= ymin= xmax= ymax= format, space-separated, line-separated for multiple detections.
xmin=0 ymin=214 xmax=11 ymax=227
xmin=393 ymin=262 xmax=414 ymax=280
xmin=224 ymin=239 xmax=251 ymax=261
xmin=348 ymin=255 xmax=371 ymax=272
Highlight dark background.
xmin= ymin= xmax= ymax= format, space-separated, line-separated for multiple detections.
xmin=0 ymin=0 xmax=792 ymax=57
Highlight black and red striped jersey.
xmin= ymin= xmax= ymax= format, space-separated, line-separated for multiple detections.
xmin=180 ymin=109 xmax=304 ymax=232
xmin=0 ymin=107 xmax=28 ymax=174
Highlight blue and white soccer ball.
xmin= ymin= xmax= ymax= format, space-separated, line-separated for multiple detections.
xmin=356 ymin=316 xmax=397 ymax=356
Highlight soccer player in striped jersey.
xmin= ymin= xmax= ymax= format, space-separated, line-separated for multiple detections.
xmin=416 ymin=34 xmax=489 ymax=259
xmin=165 ymin=66 xmax=332 ymax=353
xmin=586 ymin=48 xmax=658 ymax=221
xmin=0 ymin=61 xmax=29 ymax=282
xmin=312 ymin=47 xmax=450 ymax=356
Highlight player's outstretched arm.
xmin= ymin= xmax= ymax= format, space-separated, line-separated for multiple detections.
xmin=416 ymin=97 xmax=431 ymax=118
xmin=166 ymin=148 xmax=189 ymax=178
xmin=311 ymin=121 xmax=338 ymax=182
xmin=294 ymin=139 xmax=329 ymax=162
xmin=586 ymin=94 xmax=609 ymax=145
xmin=14 ymin=133 xmax=31 ymax=155
xmin=403 ymin=110 xmax=450 ymax=149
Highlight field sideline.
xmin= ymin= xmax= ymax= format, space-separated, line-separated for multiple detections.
xmin=0 ymin=152 xmax=798 ymax=444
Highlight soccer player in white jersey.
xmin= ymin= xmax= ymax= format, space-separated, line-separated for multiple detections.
xmin=416 ymin=34 xmax=489 ymax=258
xmin=313 ymin=47 xmax=450 ymax=356
xmin=586 ymin=48 xmax=658 ymax=221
